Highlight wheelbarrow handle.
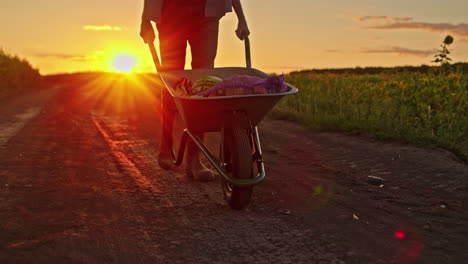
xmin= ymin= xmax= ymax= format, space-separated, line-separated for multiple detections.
xmin=244 ymin=36 xmax=252 ymax=69
xmin=147 ymin=37 xmax=252 ymax=72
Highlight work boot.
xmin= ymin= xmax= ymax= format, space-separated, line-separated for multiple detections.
xmin=185 ymin=135 xmax=216 ymax=182
xmin=158 ymin=135 xmax=174 ymax=170
xmin=158 ymin=148 xmax=174 ymax=170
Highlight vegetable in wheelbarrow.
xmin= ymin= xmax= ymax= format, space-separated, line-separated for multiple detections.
xmin=197 ymin=74 xmax=288 ymax=97
xmin=174 ymin=76 xmax=222 ymax=96
xmin=191 ymin=76 xmax=223 ymax=94
xmin=174 ymin=77 xmax=193 ymax=96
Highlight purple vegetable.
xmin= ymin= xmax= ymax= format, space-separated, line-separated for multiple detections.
xmin=255 ymin=74 xmax=288 ymax=94
xmin=197 ymin=74 xmax=288 ymax=97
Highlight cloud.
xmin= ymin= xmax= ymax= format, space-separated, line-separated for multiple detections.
xmin=361 ymin=46 xmax=437 ymax=57
xmin=33 ymin=52 xmax=104 ymax=62
xmin=324 ymin=46 xmax=436 ymax=57
xmin=34 ymin=53 xmax=88 ymax=61
xmin=366 ymin=22 xmax=468 ymax=38
xmin=82 ymin=25 xmax=123 ymax=31
xmin=356 ymin=16 xmax=413 ymax=23
xmin=356 ymin=16 xmax=468 ymax=41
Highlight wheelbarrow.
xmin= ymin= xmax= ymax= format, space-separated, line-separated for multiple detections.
xmin=148 ymin=37 xmax=298 ymax=209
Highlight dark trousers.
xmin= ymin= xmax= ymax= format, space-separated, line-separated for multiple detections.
xmin=156 ymin=0 xmax=220 ymax=151
xmin=156 ymin=0 xmax=220 ymax=70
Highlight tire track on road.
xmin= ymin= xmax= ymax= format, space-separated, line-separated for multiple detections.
xmin=0 ymin=107 xmax=41 ymax=146
xmin=91 ymin=113 xmax=175 ymax=208
xmin=91 ymin=111 xmax=228 ymax=209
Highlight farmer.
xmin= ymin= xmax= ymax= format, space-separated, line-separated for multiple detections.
xmin=140 ymin=0 xmax=250 ymax=181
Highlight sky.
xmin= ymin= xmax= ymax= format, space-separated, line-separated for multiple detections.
xmin=1 ymin=0 xmax=468 ymax=74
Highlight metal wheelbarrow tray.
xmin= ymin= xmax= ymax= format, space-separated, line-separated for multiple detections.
xmin=160 ymin=67 xmax=298 ymax=133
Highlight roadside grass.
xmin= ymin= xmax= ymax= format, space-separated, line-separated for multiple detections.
xmin=0 ymin=49 xmax=42 ymax=98
xmin=273 ymin=71 xmax=468 ymax=161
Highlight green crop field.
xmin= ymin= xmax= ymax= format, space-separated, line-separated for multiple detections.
xmin=274 ymin=71 xmax=468 ymax=161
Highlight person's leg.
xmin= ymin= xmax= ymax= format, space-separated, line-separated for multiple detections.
xmin=156 ymin=22 xmax=187 ymax=169
xmin=157 ymin=88 xmax=176 ymax=169
xmin=157 ymin=22 xmax=188 ymax=71
xmin=184 ymin=17 xmax=220 ymax=181
xmin=188 ymin=17 xmax=220 ymax=69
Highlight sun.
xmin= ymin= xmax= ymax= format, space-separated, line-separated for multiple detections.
xmin=111 ymin=55 xmax=137 ymax=73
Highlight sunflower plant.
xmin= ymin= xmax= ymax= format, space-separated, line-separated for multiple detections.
xmin=433 ymin=35 xmax=454 ymax=67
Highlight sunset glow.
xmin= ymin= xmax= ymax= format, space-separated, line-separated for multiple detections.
xmin=1 ymin=1 xmax=467 ymax=74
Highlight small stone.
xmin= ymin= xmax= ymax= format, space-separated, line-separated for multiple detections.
xmin=367 ymin=176 xmax=385 ymax=186
xmin=423 ymin=223 xmax=432 ymax=231
xmin=353 ymin=214 xmax=359 ymax=220
xmin=284 ymin=209 xmax=291 ymax=215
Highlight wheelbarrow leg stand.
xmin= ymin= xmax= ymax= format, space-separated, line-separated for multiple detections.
xmin=185 ymin=133 xmax=215 ymax=180
xmin=174 ymin=130 xmax=213 ymax=163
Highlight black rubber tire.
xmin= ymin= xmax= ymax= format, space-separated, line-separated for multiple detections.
xmin=222 ymin=118 xmax=254 ymax=210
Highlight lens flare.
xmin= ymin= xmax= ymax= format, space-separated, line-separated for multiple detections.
xmin=313 ymin=185 xmax=323 ymax=196
xmin=395 ymin=228 xmax=407 ymax=240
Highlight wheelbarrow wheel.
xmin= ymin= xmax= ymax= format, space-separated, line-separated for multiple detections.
xmin=222 ymin=118 xmax=254 ymax=210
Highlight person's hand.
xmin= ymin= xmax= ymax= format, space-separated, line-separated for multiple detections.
xmin=235 ymin=20 xmax=250 ymax=40
xmin=140 ymin=20 xmax=155 ymax=44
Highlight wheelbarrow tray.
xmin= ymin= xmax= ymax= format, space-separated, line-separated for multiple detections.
xmin=160 ymin=67 xmax=298 ymax=133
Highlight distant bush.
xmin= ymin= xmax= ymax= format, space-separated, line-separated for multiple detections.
xmin=0 ymin=49 xmax=42 ymax=97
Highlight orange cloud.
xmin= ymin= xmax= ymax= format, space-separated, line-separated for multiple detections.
xmin=82 ymin=25 xmax=123 ymax=31
xmin=325 ymin=46 xmax=436 ymax=57
xmin=361 ymin=46 xmax=437 ymax=57
xmin=356 ymin=16 xmax=413 ymax=23
xmin=33 ymin=52 xmax=105 ymax=62
xmin=357 ymin=17 xmax=468 ymax=41
xmin=367 ymin=22 xmax=468 ymax=38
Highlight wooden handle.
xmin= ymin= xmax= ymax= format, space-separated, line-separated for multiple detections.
xmin=244 ymin=37 xmax=252 ymax=68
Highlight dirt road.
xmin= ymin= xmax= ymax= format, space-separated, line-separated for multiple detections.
xmin=1 ymin=75 xmax=467 ymax=263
